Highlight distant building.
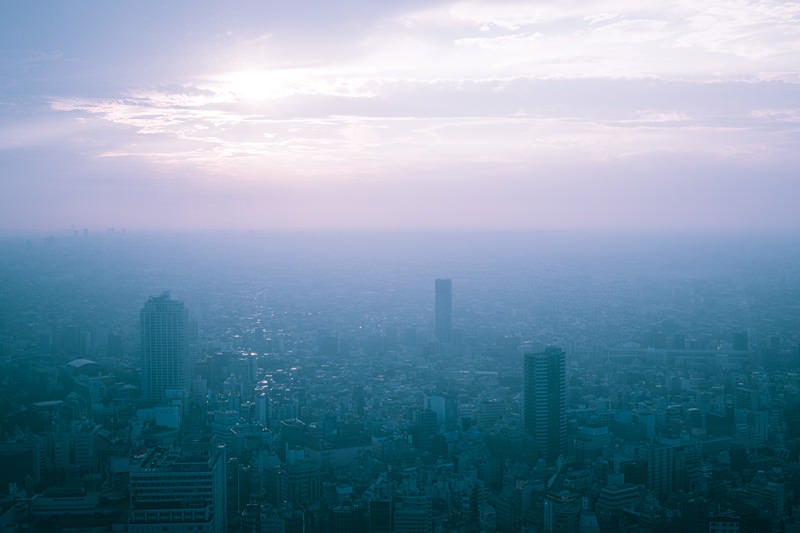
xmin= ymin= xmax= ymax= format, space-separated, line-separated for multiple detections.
xmin=708 ymin=513 xmax=740 ymax=533
xmin=369 ymin=498 xmax=393 ymax=533
xmin=141 ymin=293 xmax=188 ymax=403
xmin=543 ymin=490 xmax=581 ymax=533
xmin=413 ymin=409 xmax=439 ymax=452
xmin=643 ymin=445 xmax=674 ymax=497
xmin=523 ymin=347 xmax=566 ymax=463
xmin=596 ymin=483 xmax=642 ymax=527
xmin=744 ymin=471 xmax=784 ymax=524
xmin=424 ymin=393 xmax=458 ymax=430
xmin=394 ymin=495 xmax=432 ymax=533
xmin=274 ymin=459 xmax=321 ymax=508
xmin=434 ymin=279 xmax=452 ymax=343
xmin=129 ymin=446 xmax=227 ymax=533
xmin=330 ymin=503 xmax=368 ymax=533
xmin=477 ymin=399 xmax=505 ymax=430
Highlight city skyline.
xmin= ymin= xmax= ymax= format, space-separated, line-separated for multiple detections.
xmin=1 ymin=3 xmax=799 ymax=528
xmin=1 ymin=1 xmax=800 ymax=231
xmin=1 ymin=231 xmax=798 ymax=530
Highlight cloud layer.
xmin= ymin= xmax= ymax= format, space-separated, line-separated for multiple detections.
xmin=2 ymin=0 xmax=800 ymax=230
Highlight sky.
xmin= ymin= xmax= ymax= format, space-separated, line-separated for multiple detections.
xmin=1 ymin=0 xmax=799 ymax=232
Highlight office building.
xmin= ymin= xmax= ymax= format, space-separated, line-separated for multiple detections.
xmin=434 ymin=279 xmax=452 ymax=343
xmin=129 ymin=446 xmax=227 ymax=533
xmin=141 ymin=293 xmax=188 ymax=403
xmin=394 ymin=495 xmax=432 ymax=533
xmin=523 ymin=347 xmax=566 ymax=463
xmin=644 ymin=445 xmax=674 ymax=497
xmin=543 ymin=490 xmax=581 ymax=533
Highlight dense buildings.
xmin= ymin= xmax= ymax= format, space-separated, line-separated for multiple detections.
xmin=2 ymin=233 xmax=800 ymax=532
xmin=523 ymin=347 xmax=567 ymax=463
xmin=141 ymin=293 xmax=188 ymax=403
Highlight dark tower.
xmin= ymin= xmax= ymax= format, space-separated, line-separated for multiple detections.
xmin=434 ymin=279 xmax=452 ymax=343
xmin=523 ymin=347 xmax=566 ymax=463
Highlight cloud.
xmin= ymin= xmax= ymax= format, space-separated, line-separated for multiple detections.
xmin=4 ymin=0 xmax=800 ymax=229
xmin=397 ymin=0 xmax=800 ymax=79
xmin=751 ymin=108 xmax=800 ymax=122
xmin=38 ymin=0 xmax=800 ymax=165
xmin=46 ymin=73 xmax=800 ymax=179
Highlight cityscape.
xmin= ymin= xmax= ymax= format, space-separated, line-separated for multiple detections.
xmin=2 ymin=0 xmax=800 ymax=531
xmin=0 ymin=231 xmax=799 ymax=532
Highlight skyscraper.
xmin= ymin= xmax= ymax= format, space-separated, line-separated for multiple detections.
xmin=523 ymin=346 xmax=566 ymax=463
xmin=141 ymin=292 xmax=188 ymax=403
xmin=434 ymin=279 xmax=452 ymax=343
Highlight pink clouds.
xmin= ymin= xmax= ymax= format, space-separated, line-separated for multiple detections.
xmin=2 ymin=0 xmax=800 ymax=230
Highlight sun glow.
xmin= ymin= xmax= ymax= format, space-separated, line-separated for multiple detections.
xmin=209 ymin=69 xmax=305 ymax=100
xmin=207 ymin=67 xmax=378 ymax=103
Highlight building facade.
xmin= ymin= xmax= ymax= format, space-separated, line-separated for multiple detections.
xmin=141 ymin=293 xmax=188 ymax=403
xmin=129 ymin=446 xmax=227 ymax=533
xmin=524 ymin=347 xmax=566 ymax=463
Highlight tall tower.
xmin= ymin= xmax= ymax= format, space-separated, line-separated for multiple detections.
xmin=141 ymin=292 xmax=188 ymax=402
xmin=524 ymin=346 xmax=566 ymax=463
xmin=434 ymin=279 xmax=452 ymax=343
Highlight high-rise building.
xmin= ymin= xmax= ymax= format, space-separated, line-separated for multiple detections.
xmin=642 ymin=444 xmax=674 ymax=497
xmin=434 ymin=279 xmax=452 ymax=343
xmin=141 ymin=293 xmax=188 ymax=403
xmin=523 ymin=347 xmax=566 ymax=463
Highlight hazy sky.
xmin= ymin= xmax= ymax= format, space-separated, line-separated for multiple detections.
xmin=2 ymin=0 xmax=799 ymax=231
